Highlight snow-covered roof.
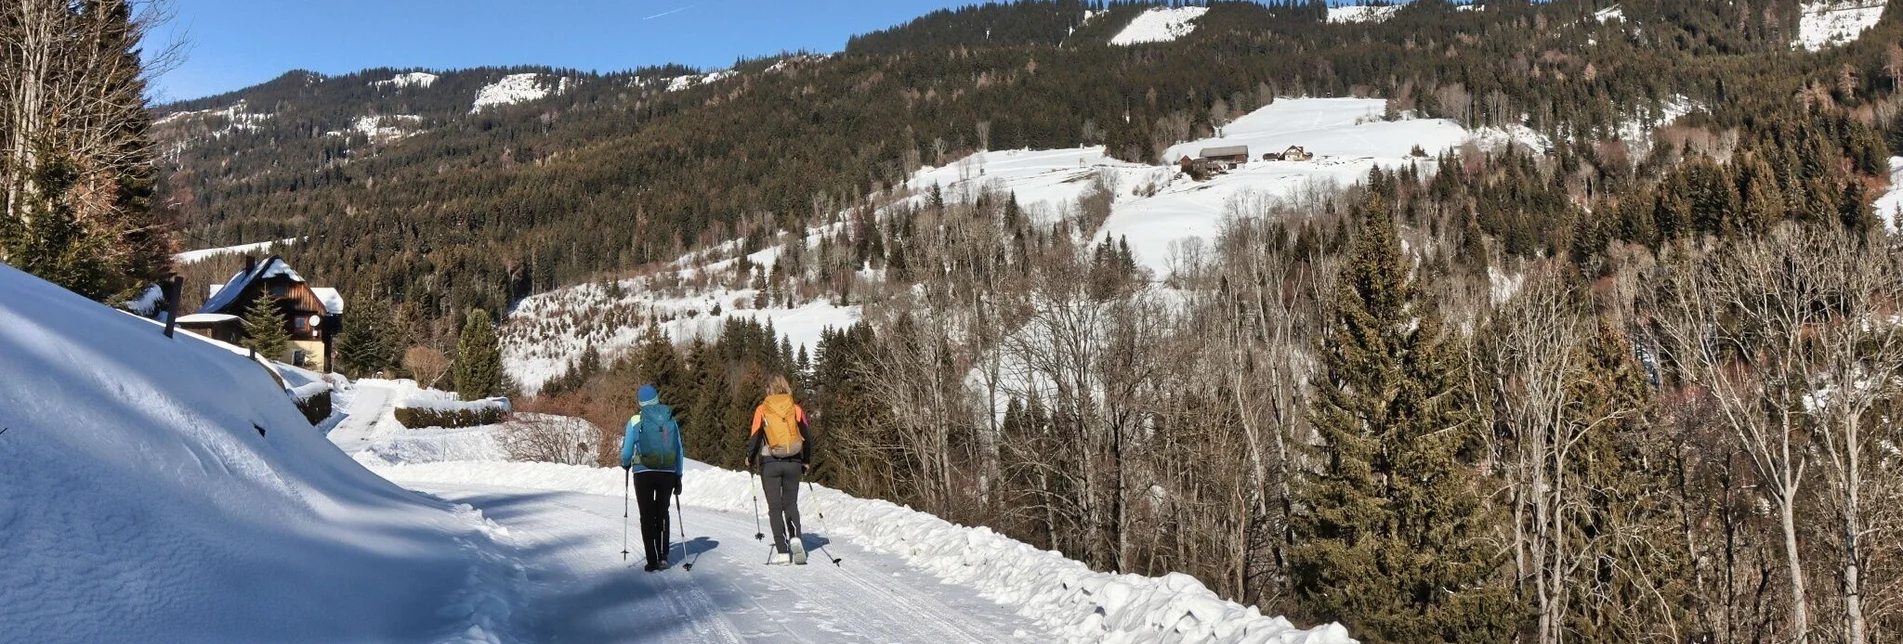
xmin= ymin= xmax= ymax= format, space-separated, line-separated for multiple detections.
xmin=198 ymin=256 xmax=305 ymax=315
xmin=176 ymin=313 xmax=240 ymax=325
xmin=311 ymin=287 xmax=345 ymax=315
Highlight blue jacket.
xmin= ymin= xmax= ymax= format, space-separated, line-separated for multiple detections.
xmin=621 ymin=404 xmax=685 ymax=475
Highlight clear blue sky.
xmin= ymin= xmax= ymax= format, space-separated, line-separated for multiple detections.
xmin=145 ymin=0 xmax=990 ymax=102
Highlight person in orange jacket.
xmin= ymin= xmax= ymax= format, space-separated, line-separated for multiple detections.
xmin=746 ymin=375 xmax=813 ymax=565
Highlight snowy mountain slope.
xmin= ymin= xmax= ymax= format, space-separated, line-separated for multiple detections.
xmin=0 ymin=264 xmax=519 ymax=643
xmin=502 ymin=228 xmax=863 ymax=394
xmin=372 ymin=460 xmax=1356 ymax=644
xmin=1793 ymin=0 xmax=1885 ymax=50
xmin=472 ymin=72 xmax=561 ymax=112
xmin=913 ymin=98 xmax=1469 ymax=275
xmin=1328 ymin=5 xmax=1403 ymax=24
xmin=174 ymin=237 xmax=297 ymax=264
xmin=1110 ymin=6 xmax=1210 ymax=45
xmin=374 ymin=71 xmax=440 ymax=89
xmin=668 ymin=69 xmax=738 ymax=92
xmin=502 ymin=98 xmax=1494 ymax=390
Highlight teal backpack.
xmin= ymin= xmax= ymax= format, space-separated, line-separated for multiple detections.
xmin=633 ymin=404 xmax=679 ymax=470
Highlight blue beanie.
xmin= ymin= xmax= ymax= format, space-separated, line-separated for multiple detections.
xmin=638 ymin=384 xmax=660 ymax=406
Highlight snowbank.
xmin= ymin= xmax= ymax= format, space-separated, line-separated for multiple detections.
xmin=369 ymin=459 xmax=1357 ymax=644
xmin=401 ymin=396 xmax=513 ymax=414
xmin=1110 ymin=6 xmax=1210 ymax=45
xmin=1794 ymin=1 xmax=1885 ymax=50
xmin=0 ymin=263 xmax=518 ymax=642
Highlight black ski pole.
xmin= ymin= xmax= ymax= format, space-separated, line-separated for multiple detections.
xmin=805 ymin=481 xmax=843 ymax=566
xmin=674 ymin=491 xmax=695 ymax=571
xmin=749 ymin=466 xmax=765 ymax=541
xmin=621 ymin=468 xmax=631 ymax=562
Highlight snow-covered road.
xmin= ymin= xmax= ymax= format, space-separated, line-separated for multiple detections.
xmin=328 ymin=380 xmax=394 ymax=450
xmin=413 ymin=482 xmax=1047 ymax=643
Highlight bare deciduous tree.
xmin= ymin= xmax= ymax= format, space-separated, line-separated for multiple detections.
xmin=404 ymin=346 xmax=450 ymax=389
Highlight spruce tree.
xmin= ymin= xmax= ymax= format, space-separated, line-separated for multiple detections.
xmin=453 ymin=309 xmax=504 ymax=401
xmin=1289 ymin=195 xmax=1518 ymax=643
xmin=241 ymin=296 xmax=292 ymax=360
xmin=336 ymin=296 xmax=400 ymax=377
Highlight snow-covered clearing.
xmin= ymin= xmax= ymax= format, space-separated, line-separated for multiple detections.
xmin=1110 ymin=6 xmax=1209 ymax=45
xmin=374 ymin=71 xmax=439 ymax=89
xmin=330 ymin=114 xmax=425 ymax=141
xmin=174 ymin=237 xmax=297 ymax=264
xmin=153 ymin=100 xmax=272 ymax=131
xmin=503 ymin=274 xmax=862 ymax=394
xmin=668 ymin=69 xmax=739 ymax=92
xmin=1328 ymin=5 xmax=1403 ymax=24
xmin=1793 ymin=1 xmax=1885 ymax=50
xmin=370 ymin=460 xmax=1355 ymax=644
xmin=910 ymin=98 xmax=1470 ymax=275
xmin=472 ymin=73 xmax=562 ymax=112
xmin=0 ymin=263 xmax=518 ymax=643
xmin=1593 ymin=5 xmax=1625 ymax=23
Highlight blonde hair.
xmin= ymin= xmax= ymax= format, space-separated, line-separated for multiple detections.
xmin=766 ymin=375 xmax=793 ymax=397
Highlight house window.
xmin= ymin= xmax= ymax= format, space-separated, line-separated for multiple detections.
xmin=293 ymin=350 xmax=307 ymax=366
xmin=293 ymin=316 xmax=308 ymax=331
xmin=270 ymin=283 xmax=288 ymax=297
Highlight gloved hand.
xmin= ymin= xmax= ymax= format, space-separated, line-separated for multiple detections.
xmin=620 ymin=463 xmax=630 ymax=471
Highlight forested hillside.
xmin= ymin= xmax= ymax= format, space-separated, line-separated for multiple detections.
xmin=150 ymin=1 xmax=1903 ymax=642
xmin=156 ymin=0 xmax=1887 ymax=339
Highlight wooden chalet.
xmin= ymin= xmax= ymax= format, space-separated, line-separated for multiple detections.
xmin=179 ymin=255 xmax=345 ymax=370
xmin=1198 ymin=145 xmax=1250 ymax=169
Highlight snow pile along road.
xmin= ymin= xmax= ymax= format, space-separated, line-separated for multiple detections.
xmin=1110 ymin=6 xmax=1210 ymax=45
xmin=1793 ymin=0 xmax=1885 ymax=50
xmin=0 ymin=263 xmax=520 ymax=643
xmin=371 ymin=460 xmax=1357 ymax=644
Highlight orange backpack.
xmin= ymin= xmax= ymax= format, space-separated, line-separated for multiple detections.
xmin=758 ymin=394 xmax=804 ymax=458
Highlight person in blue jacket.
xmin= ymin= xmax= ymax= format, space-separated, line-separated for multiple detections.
xmin=621 ymin=384 xmax=685 ymax=572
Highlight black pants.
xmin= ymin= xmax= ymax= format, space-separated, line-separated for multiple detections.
xmin=634 ymin=471 xmax=680 ymax=566
xmin=761 ymin=461 xmax=803 ymax=554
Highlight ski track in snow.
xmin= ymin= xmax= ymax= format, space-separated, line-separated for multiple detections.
xmin=417 ymin=482 xmax=1041 ymax=643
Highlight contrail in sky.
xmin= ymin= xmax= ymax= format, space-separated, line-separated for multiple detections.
xmin=644 ymin=3 xmax=702 ymax=20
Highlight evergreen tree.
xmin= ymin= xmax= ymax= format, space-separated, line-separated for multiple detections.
xmin=453 ymin=309 xmax=505 ymax=401
xmin=336 ymin=296 xmax=401 ymax=377
xmin=1 ymin=0 xmax=172 ymax=301
xmin=1289 ymin=196 xmax=1519 ymax=643
xmin=241 ymin=295 xmax=292 ymax=360
xmin=634 ymin=324 xmax=683 ymax=399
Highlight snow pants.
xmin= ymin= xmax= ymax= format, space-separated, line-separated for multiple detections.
xmin=635 ymin=471 xmax=680 ymax=567
xmin=761 ymin=460 xmax=804 ymax=554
